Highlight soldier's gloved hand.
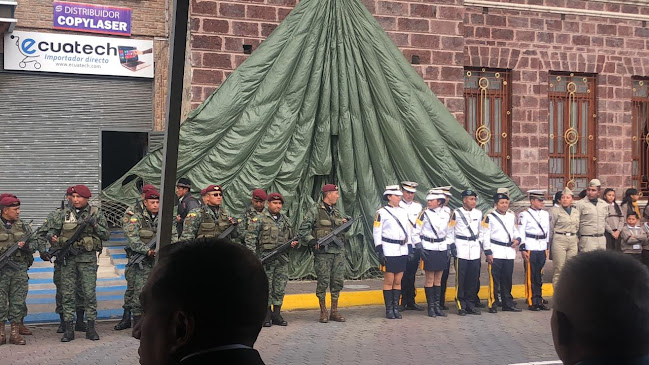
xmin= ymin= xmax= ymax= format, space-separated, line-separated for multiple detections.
xmin=407 ymin=245 xmax=415 ymax=262
xmin=40 ymin=252 xmax=51 ymax=262
xmin=375 ymin=245 xmax=386 ymax=265
xmin=308 ymin=239 xmax=318 ymax=248
xmin=415 ymin=243 xmax=428 ymax=260
xmin=449 ymin=243 xmax=457 ymax=258
xmin=87 ymin=216 xmax=97 ymax=227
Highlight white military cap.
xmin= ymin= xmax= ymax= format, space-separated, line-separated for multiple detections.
xmin=496 ymin=187 xmax=510 ymax=197
xmin=401 ymin=181 xmax=418 ymax=193
xmin=383 ymin=185 xmax=403 ymax=196
xmin=426 ymin=189 xmax=446 ymax=201
xmin=528 ymin=189 xmax=546 ymax=200
xmin=434 ymin=185 xmax=453 ymax=197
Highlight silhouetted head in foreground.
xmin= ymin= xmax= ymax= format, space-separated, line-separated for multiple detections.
xmin=552 ymin=251 xmax=649 ymax=365
xmin=135 ymin=238 xmax=268 ymax=365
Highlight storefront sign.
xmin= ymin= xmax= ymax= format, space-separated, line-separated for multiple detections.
xmin=53 ymin=1 xmax=131 ymax=36
xmin=3 ymin=31 xmax=154 ymax=78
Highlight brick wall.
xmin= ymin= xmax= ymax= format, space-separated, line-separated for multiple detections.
xmin=186 ymin=0 xmax=649 ymax=194
xmin=187 ymin=0 xmax=467 ymax=122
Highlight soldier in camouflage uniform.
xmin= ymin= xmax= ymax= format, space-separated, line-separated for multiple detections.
xmin=37 ymin=187 xmax=86 ymax=334
xmin=178 ymin=185 xmax=237 ymax=242
xmin=245 ymin=192 xmax=298 ymax=327
xmin=298 ymin=184 xmax=347 ymax=323
xmin=113 ymin=184 xmax=155 ymax=331
xmin=238 ymin=189 xmax=267 ymax=246
xmin=115 ymin=189 xmax=159 ymax=332
xmin=46 ymin=185 xmax=110 ymax=342
xmin=0 ymin=195 xmax=37 ymax=345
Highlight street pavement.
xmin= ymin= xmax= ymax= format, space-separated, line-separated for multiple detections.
xmin=1 ymin=303 xmax=558 ymax=365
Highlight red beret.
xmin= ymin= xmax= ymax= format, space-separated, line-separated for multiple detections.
xmin=144 ymin=189 xmax=160 ymax=200
xmin=66 ymin=186 xmax=74 ymax=195
xmin=252 ymin=189 xmax=267 ymax=201
xmin=267 ymin=192 xmax=284 ymax=203
xmin=200 ymin=187 xmax=208 ymax=196
xmin=142 ymin=184 xmax=156 ymax=194
xmin=322 ymin=184 xmax=338 ymax=193
xmin=0 ymin=193 xmax=17 ymax=200
xmin=0 ymin=196 xmax=20 ymax=207
xmin=71 ymin=185 xmax=92 ymax=199
xmin=204 ymin=185 xmax=223 ymax=194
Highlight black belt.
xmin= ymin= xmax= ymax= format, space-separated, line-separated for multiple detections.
xmin=525 ymin=233 xmax=546 ymax=240
xmin=422 ymin=235 xmax=445 ymax=243
xmin=382 ymin=237 xmax=406 ymax=245
xmin=456 ymin=235 xmax=477 ymax=241
xmin=581 ymin=234 xmax=604 ymax=237
xmin=490 ymin=239 xmax=510 ymax=247
xmin=555 ymin=232 xmax=577 ymax=237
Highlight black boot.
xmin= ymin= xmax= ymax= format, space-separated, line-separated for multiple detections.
xmin=383 ymin=290 xmax=395 ymax=319
xmin=271 ymin=305 xmax=288 ymax=326
xmin=262 ymin=307 xmax=272 ymax=327
xmin=86 ymin=320 xmax=99 ymax=341
xmin=392 ymin=289 xmax=402 ymax=319
xmin=424 ymin=287 xmax=436 ymax=318
xmin=114 ymin=308 xmax=131 ymax=331
xmin=132 ymin=316 xmax=141 ymax=329
xmin=433 ymin=286 xmax=447 ymax=317
xmin=57 ymin=313 xmax=65 ymax=334
xmin=75 ymin=309 xmax=86 ymax=332
xmin=61 ymin=321 xmax=74 ymax=342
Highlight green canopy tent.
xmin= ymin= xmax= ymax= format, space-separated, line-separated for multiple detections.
xmin=102 ymin=0 xmax=524 ymax=279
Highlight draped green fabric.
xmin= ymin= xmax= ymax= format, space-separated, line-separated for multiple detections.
xmin=102 ymin=0 xmax=524 ymax=279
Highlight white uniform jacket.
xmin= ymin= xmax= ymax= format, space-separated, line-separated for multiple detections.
xmin=373 ymin=205 xmax=412 ymax=257
xmin=449 ymin=207 xmax=484 ymax=260
xmin=399 ymin=200 xmax=423 ymax=230
xmin=482 ymin=211 xmax=519 ymax=260
xmin=517 ymin=208 xmax=550 ymax=251
xmin=412 ymin=207 xmax=450 ymax=251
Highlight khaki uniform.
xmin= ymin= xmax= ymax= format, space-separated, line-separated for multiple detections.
xmin=575 ymin=198 xmax=608 ymax=252
xmin=620 ymin=225 xmax=648 ymax=255
xmin=549 ymin=206 xmax=579 ymax=287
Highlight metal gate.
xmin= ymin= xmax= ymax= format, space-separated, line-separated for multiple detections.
xmin=0 ymin=61 xmax=153 ymax=224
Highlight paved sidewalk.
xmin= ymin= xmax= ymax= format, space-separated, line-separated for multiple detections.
xmin=3 ymin=304 xmax=558 ymax=365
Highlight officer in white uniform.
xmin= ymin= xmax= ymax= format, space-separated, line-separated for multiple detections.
xmin=482 ymin=192 xmax=522 ymax=313
xmin=437 ymin=186 xmax=453 ymax=310
xmin=412 ymin=189 xmax=450 ymax=318
xmin=449 ymin=189 xmax=484 ymax=316
xmin=517 ymin=190 xmax=550 ymax=311
xmin=399 ymin=181 xmax=424 ymax=311
xmin=373 ymin=185 xmax=412 ymax=319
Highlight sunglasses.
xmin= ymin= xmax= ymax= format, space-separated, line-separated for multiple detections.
xmin=209 ymin=192 xmax=222 ymax=197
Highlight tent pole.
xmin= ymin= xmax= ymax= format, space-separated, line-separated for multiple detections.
xmin=156 ymin=0 xmax=189 ymax=259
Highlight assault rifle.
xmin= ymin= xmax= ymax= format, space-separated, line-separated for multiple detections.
xmin=127 ymin=235 xmax=158 ymax=269
xmin=313 ymin=217 xmax=355 ymax=252
xmin=217 ymin=221 xmax=238 ymax=239
xmin=260 ymin=236 xmax=297 ymax=265
xmin=0 ymin=220 xmax=34 ymax=271
xmin=50 ymin=216 xmax=95 ymax=266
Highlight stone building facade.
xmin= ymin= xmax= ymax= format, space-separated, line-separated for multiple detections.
xmin=186 ymin=0 xmax=649 ymax=196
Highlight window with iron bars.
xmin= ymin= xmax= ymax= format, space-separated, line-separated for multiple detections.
xmin=632 ymin=78 xmax=649 ymax=196
xmin=464 ymin=68 xmax=512 ymax=175
xmin=548 ymin=73 xmax=597 ymax=194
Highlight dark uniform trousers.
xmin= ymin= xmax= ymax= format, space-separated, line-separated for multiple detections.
xmin=524 ymin=251 xmax=546 ymax=306
xmin=474 ymin=260 xmax=481 ymax=304
xmin=439 ymin=256 xmax=450 ymax=307
xmin=488 ymin=259 xmax=514 ymax=309
xmin=401 ymin=250 xmax=420 ymax=305
xmin=454 ymin=258 xmax=480 ymax=311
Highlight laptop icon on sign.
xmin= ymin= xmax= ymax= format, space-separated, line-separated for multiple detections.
xmin=118 ymin=46 xmax=151 ymax=72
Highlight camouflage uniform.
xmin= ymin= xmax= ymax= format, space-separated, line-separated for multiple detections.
xmin=118 ymin=203 xmax=143 ymax=314
xmin=245 ymin=211 xmax=293 ymax=306
xmin=178 ymin=205 xmax=237 ymax=242
xmin=239 ymin=206 xmax=263 ymax=248
xmin=298 ymin=203 xmax=346 ymax=301
xmin=46 ymin=205 xmax=110 ymax=321
xmin=122 ymin=207 xmax=158 ymax=316
xmin=0 ymin=218 xmax=36 ymax=324
xmin=36 ymin=210 xmax=85 ymax=317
